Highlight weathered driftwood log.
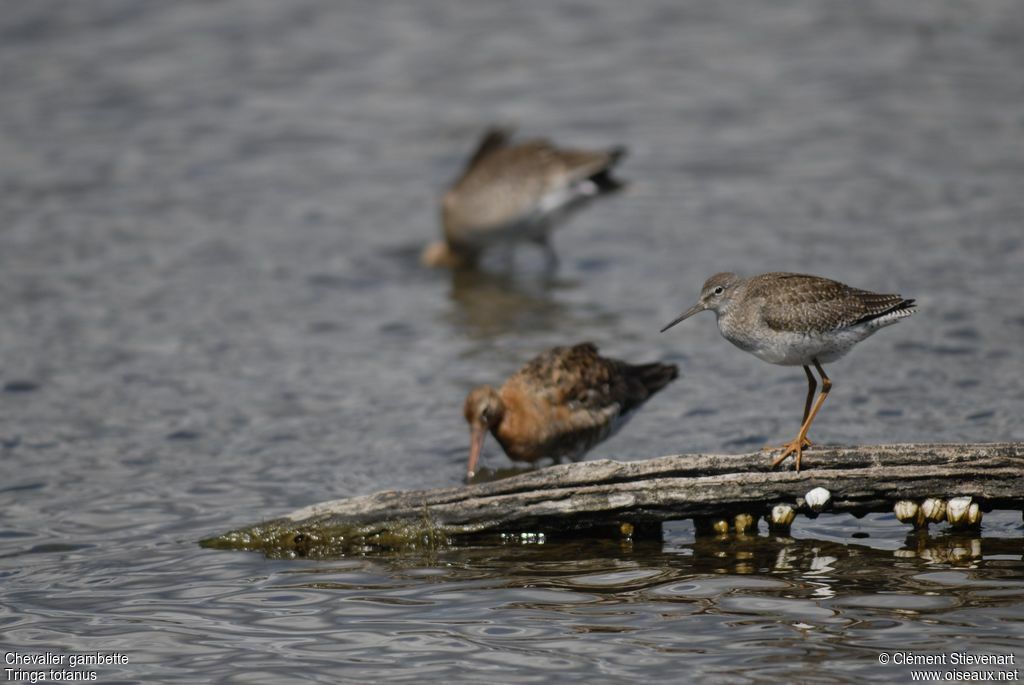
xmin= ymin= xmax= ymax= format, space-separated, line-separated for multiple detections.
xmin=201 ymin=442 xmax=1024 ymax=557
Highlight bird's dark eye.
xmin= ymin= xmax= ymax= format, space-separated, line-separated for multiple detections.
xmin=713 ymin=286 xmax=725 ymax=295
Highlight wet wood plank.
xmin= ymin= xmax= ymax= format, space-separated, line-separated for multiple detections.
xmin=202 ymin=442 xmax=1024 ymax=556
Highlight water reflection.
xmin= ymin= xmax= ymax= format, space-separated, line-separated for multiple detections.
xmin=442 ymin=268 xmax=613 ymax=339
xmin=264 ymin=521 xmax=1024 ymax=629
xmin=251 ymin=515 xmax=1023 ymax=587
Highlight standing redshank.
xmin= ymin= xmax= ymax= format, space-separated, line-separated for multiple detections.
xmin=422 ymin=127 xmax=626 ymax=268
xmin=463 ymin=342 xmax=677 ymax=479
xmin=660 ymin=272 xmax=915 ymax=471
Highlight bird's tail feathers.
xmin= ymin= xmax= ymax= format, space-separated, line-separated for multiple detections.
xmin=633 ymin=362 xmax=679 ymax=395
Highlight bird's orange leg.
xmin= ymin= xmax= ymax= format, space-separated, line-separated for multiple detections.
xmin=772 ymin=361 xmax=831 ymax=472
xmin=763 ymin=365 xmax=816 ymax=452
xmin=798 ymin=364 xmax=817 ymax=449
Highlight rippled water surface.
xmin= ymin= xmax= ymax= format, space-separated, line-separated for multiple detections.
xmin=2 ymin=1 xmax=1023 ymax=682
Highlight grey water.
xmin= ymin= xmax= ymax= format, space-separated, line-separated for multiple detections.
xmin=1 ymin=1 xmax=1023 ymax=682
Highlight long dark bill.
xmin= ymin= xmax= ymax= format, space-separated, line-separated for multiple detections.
xmin=659 ymin=303 xmax=704 ymax=332
xmin=466 ymin=425 xmax=487 ymax=480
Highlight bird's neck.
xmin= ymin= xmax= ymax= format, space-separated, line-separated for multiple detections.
xmin=716 ymin=307 xmax=757 ymax=352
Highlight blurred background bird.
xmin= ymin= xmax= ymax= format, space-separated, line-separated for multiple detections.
xmin=422 ymin=127 xmax=627 ymax=269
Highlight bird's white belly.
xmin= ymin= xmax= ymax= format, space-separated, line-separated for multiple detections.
xmin=722 ymin=324 xmax=878 ymax=366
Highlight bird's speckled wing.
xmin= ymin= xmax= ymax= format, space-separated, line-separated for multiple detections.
xmin=514 ymin=343 xmax=630 ymax=410
xmin=501 ymin=343 xmax=626 ymax=460
xmin=497 ymin=343 xmax=676 ymax=462
xmin=755 ymin=273 xmax=910 ymax=334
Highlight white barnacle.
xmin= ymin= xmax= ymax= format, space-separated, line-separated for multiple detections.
xmin=966 ymin=502 xmax=982 ymax=527
xmin=893 ymin=500 xmax=919 ymax=524
xmin=804 ymin=487 xmax=831 ymax=512
xmin=946 ymin=496 xmax=972 ymax=526
xmin=921 ymin=498 xmax=946 ymax=523
xmin=771 ymin=504 xmax=796 ymax=528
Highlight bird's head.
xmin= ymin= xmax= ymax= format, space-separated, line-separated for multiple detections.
xmin=660 ymin=272 xmax=741 ymax=331
xmin=463 ymin=385 xmax=505 ymax=479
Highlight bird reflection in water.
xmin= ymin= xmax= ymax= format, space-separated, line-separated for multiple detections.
xmin=443 ymin=268 xmax=612 ymax=340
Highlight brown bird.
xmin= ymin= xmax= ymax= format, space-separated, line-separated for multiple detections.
xmin=422 ymin=127 xmax=627 ymax=268
xmin=661 ymin=272 xmax=915 ymax=471
xmin=462 ymin=342 xmax=678 ymax=479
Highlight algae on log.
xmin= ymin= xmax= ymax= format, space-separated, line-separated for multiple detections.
xmin=200 ymin=442 xmax=1024 ymax=558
